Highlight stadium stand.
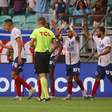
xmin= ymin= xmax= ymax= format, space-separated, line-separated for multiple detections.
xmin=12 ymin=15 xmax=26 ymax=28
xmin=23 ymin=15 xmax=38 ymax=29
xmin=0 ymin=15 xmax=11 ymax=26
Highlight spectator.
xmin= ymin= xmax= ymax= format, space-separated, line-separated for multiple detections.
xmin=66 ymin=0 xmax=74 ymax=17
xmin=73 ymin=0 xmax=89 ymax=26
xmin=74 ymin=0 xmax=80 ymax=8
xmin=12 ymin=0 xmax=27 ymax=15
xmin=34 ymin=0 xmax=51 ymax=20
xmin=55 ymin=0 xmax=66 ymax=19
xmin=0 ymin=0 xmax=8 ymax=15
xmin=84 ymin=0 xmax=91 ymax=6
xmin=26 ymin=0 xmax=36 ymax=15
xmin=92 ymin=0 xmax=108 ymax=28
xmin=50 ymin=20 xmax=58 ymax=36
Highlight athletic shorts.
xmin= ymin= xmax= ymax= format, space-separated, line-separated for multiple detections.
xmin=35 ymin=52 xmax=51 ymax=74
xmin=66 ymin=61 xmax=80 ymax=76
xmin=12 ymin=57 xmax=26 ymax=73
xmin=95 ymin=64 xmax=112 ymax=81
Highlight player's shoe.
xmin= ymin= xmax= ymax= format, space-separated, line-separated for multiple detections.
xmin=12 ymin=96 xmax=22 ymax=101
xmin=36 ymin=97 xmax=51 ymax=102
xmin=49 ymin=95 xmax=55 ymax=99
xmin=42 ymin=98 xmax=51 ymax=102
xmin=28 ymin=88 xmax=35 ymax=100
xmin=36 ymin=97 xmax=42 ymax=101
xmin=64 ymin=95 xmax=72 ymax=100
xmin=84 ymin=95 xmax=95 ymax=100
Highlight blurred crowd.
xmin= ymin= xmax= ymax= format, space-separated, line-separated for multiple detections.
xmin=0 ymin=0 xmax=110 ymax=28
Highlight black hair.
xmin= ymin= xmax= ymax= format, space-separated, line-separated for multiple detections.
xmin=4 ymin=19 xmax=13 ymax=24
xmin=77 ymin=0 xmax=87 ymax=10
xmin=37 ymin=17 xmax=46 ymax=25
xmin=97 ymin=26 xmax=105 ymax=34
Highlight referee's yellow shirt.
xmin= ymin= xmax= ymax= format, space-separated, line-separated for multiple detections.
xmin=30 ymin=27 xmax=55 ymax=52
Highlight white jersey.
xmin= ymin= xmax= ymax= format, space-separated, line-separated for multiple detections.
xmin=93 ymin=36 xmax=111 ymax=67
xmin=10 ymin=27 xmax=26 ymax=60
xmin=62 ymin=36 xmax=80 ymax=65
xmin=24 ymin=41 xmax=33 ymax=63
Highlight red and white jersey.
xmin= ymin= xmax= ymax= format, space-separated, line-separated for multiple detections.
xmin=0 ymin=41 xmax=11 ymax=63
xmin=62 ymin=36 xmax=80 ymax=65
xmin=93 ymin=35 xmax=111 ymax=67
xmin=10 ymin=27 xmax=26 ymax=60
xmin=24 ymin=41 xmax=34 ymax=63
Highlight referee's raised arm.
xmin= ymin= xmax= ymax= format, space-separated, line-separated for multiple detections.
xmin=29 ymin=17 xmax=55 ymax=101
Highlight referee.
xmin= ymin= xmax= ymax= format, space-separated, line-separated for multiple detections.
xmin=30 ymin=17 xmax=56 ymax=101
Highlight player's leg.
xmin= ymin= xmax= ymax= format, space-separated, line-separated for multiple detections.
xmin=74 ymin=75 xmax=86 ymax=97
xmin=73 ymin=62 xmax=86 ymax=97
xmin=64 ymin=65 xmax=73 ymax=100
xmin=12 ymin=71 xmax=22 ymax=101
xmin=39 ymin=73 xmax=49 ymax=100
xmin=36 ymin=52 xmax=50 ymax=101
xmin=37 ymin=78 xmax=41 ymax=98
xmin=87 ymin=65 xmax=105 ymax=99
xmin=49 ymin=64 xmax=55 ymax=98
xmin=34 ymin=53 xmax=42 ymax=99
xmin=12 ymin=58 xmax=34 ymax=100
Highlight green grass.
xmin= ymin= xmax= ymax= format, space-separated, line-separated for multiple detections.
xmin=0 ymin=97 xmax=112 ymax=112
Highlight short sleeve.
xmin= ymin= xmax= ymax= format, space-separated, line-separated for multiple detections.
xmin=30 ymin=29 xmax=37 ymax=39
xmin=12 ymin=29 xmax=21 ymax=40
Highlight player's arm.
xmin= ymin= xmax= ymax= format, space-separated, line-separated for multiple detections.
xmin=58 ymin=44 xmax=63 ymax=56
xmin=29 ymin=38 xmax=36 ymax=47
xmin=30 ymin=29 xmax=37 ymax=47
xmin=95 ymin=46 xmax=111 ymax=58
xmin=16 ymin=37 xmax=22 ymax=64
xmin=99 ymin=46 xmax=111 ymax=56
xmin=50 ymin=38 xmax=58 ymax=53
xmin=85 ymin=31 xmax=93 ymax=40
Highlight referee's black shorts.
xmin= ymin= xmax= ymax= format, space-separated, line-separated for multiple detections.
xmin=34 ymin=52 xmax=51 ymax=74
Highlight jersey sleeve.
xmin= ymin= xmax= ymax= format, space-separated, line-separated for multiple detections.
xmin=12 ymin=29 xmax=21 ymax=40
xmin=30 ymin=29 xmax=37 ymax=39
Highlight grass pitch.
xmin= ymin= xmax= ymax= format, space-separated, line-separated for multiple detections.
xmin=0 ymin=97 xmax=112 ymax=112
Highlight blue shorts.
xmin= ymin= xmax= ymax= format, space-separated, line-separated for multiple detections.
xmin=66 ymin=62 xmax=80 ymax=76
xmin=95 ymin=64 xmax=112 ymax=81
xmin=12 ymin=57 xmax=26 ymax=73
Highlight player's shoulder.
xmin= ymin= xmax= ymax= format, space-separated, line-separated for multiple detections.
xmin=104 ymin=36 xmax=110 ymax=40
xmin=11 ymin=27 xmax=21 ymax=34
